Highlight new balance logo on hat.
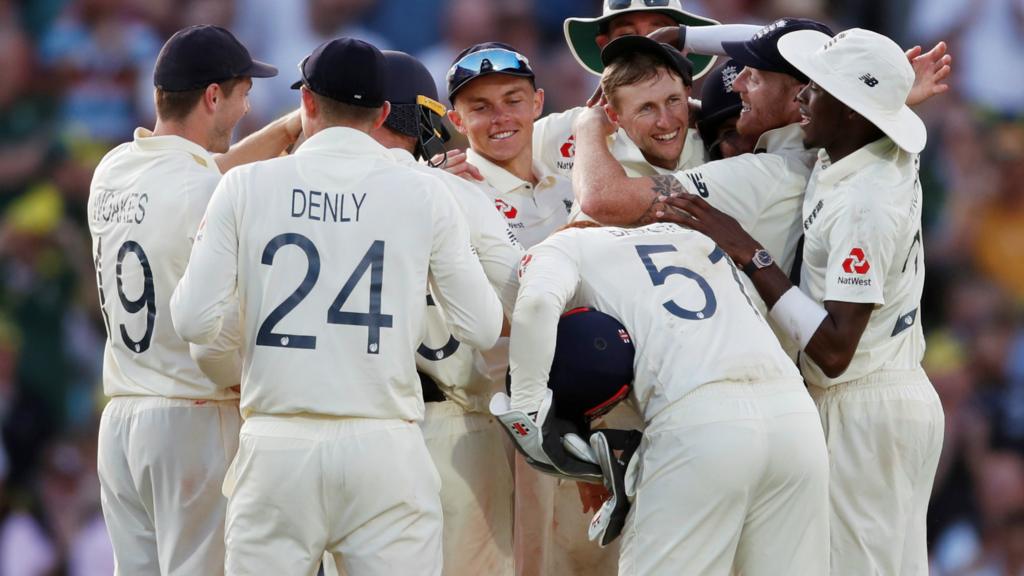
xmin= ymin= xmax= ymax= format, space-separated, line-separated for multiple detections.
xmin=859 ymin=74 xmax=879 ymax=87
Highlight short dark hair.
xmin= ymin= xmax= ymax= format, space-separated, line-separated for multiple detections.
xmin=155 ymin=77 xmax=246 ymax=122
xmin=312 ymin=92 xmax=382 ymax=128
xmin=601 ymin=51 xmax=686 ymax=109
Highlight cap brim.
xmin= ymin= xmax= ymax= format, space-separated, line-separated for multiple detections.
xmin=600 ymin=35 xmax=691 ymax=85
xmin=779 ymin=30 xmax=926 ymax=153
xmin=242 ymin=59 xmax=278 ymax=79
xmin=290 ymin=79 xmax=303 ymax=90
xmin=721 ymin=39 xmax=773 ymax=72
xmin=564 ymin=8 xmax=719 ymax=80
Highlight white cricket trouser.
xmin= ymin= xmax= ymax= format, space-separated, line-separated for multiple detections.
xmin=225 ymin=414 xmax=442 ymax=576
xmin=618 ymin=380 xmax=830 ymax=576
xmin=97 ymin=396 xmax=241 ymax=576
xmin=809 ymin=367 xmax=944 ymax=576
xmin=513 ymin=404 xmax=641 ymax=576
xmin=421 ymin=400 xmax=514 ymax=576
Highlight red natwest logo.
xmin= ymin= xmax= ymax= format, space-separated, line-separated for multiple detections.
xmin=512 ymin=422 xmax=529 ymax=437
xmin=495 ymin=198 xmax=518 ymax=219
xmin=842 ymin=248 xmax=870 ymax=275
xmin=560 ymin=135 xmax=575 ymax=158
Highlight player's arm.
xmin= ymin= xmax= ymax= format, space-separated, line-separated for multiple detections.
xmin=509 ymin=239 xmax=580 ymax=413
xmin=214 ymin=109 xmax=302 ymax=173
xmin=189 ymin=297 xmax=243 ymax=389
xmin=170 ymin=171 xmax=242 ymax=345
xmin=426 ymin=176 xmax=504 ymax=352
xmin=657 ymin=192 xmax=880 ymax=378
xmin=455 ymin=178 xmax=524 ymax=316
xmin=573 ymin=106 xmax=675 ymax=225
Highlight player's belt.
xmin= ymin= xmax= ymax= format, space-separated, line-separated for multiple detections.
xmin=418 ymin=371 xmax=448 ymax=403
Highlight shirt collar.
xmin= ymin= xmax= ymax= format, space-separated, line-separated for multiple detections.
xmin=389 ymin=147 xmax=417 ymax=165
xmin=466 ymin=148 xmax=555 ymax=195
xmin=295 ymin=126 xmax=392 ymax=159
xmin=132 ymin=127 xmax=219 ymax=172
xmin=816 ymin=136 xmax=899 ymax=187
xmin=610 ymin=128 xmax=702 ymax=175
xmin=754 ymin=123 xmax=805 ymax=154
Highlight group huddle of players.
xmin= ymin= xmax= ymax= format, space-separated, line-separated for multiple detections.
xmin=87 ymin=0 xmax=954 ymax=574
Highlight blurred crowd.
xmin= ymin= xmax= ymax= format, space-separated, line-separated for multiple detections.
xmin=0 ymin=0 xmax=1021 ymax=574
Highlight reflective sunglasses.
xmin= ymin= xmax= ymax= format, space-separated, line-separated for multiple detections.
xmin=447 ymin=48 xmax=532 ymax=83
xmin=607 ymin=0 xmax=671 ymax=9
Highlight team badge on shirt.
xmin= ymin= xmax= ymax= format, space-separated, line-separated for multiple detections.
xmin=841 ymin=247 xmax=870 ymax=275
xmin=495 ymin=198 xmax=518 ymax=219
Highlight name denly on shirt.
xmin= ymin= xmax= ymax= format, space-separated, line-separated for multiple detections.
xmin=91 ymin=188 xmax=148 ymax=224
xmin=291 ymin=189 xmax=367 ymax=223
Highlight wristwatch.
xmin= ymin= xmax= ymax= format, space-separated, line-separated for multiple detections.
xmin=742 ymin=248 xmax=774 ymax=276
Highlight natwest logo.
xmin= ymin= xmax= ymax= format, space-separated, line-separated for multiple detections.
xmin=560 ymin=135 xmax=575 ymax=158
xmin=842 ymin=247 xmax=870 ymax=275
xmin=494 ymin=198 xmax=518 ymax=219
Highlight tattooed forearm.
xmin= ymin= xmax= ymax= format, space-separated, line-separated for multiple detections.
xmin=631 ymin=175 xmax=684 ymax=226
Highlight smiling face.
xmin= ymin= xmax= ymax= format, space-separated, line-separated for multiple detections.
xmin=731 ymin=66 xmax=803 ymax=139
xmin=448 ymin=75 xmax=543 ymax=165
xmin=607 ymin=68 xmax=690 ymax=169
xmin=795 ymin=81 xmax=847 ymax=150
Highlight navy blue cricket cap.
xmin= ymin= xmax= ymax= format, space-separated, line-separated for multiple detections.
xmin=447 ymin=42 xmax=535 ymax=102
xmin=722 ymin=18 xmax=834 ymax=83
xmin=154 ymin=25 xmax=277 ymax=92
xmin=697 ymin=59 xmax=743 ymax=146
xmin=291 ymin=37 xmax=386 ymax=108
xmin=600 ymin=35 xmax=693 ymax=87
xmin=548 ymin=308 xmax=635 ymax=426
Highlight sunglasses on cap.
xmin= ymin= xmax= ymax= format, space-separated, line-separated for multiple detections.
xmin=607 ymin=0 xmax=671 ymax=9
xmin=448 ymin=48 xmax=532 ymax=80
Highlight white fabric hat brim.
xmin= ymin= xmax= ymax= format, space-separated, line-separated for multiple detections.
xmin=778 ymin=30 xmax=926 ymax=154
xmin=563 ymin=7 xmax=719 ymax=80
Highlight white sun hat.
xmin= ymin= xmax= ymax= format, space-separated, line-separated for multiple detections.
xmin=564 ymin=0 xmax=719 ymax=80
xmin=778 ymin=28 xmax=926 ymax=153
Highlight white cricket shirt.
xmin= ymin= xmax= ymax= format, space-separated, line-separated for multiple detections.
xmin=671 ymin=124 xmax=817 ymax=354
xmin=799 ymin=137 xmax=926 ymax=388
xmin=510 ymin=223 xmax=801 ymax=422
xmin=170 ymin=127 xmax=503 ymax=420
xmin=466 ymin=148 xmax=574 ymax=249
xmin=88 ymin=128 xmax=239 ymax=400
xmin=391 ymin=148 xmax=524 ymax=413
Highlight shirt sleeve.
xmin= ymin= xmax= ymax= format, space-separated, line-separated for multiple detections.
xmin=170 ymin=169 xmax=242 ymax=345
xmin=532 ymin=107 xmax=582 ymax=177
xmin=509 ymin=235 xmax=581 ymax=413
xmin=822 ymin=193 xmax=898 ymax=306
xmin=427 ymin=175 xmax=504 ymax=352
xmin=454 ymin=177 xmax=524 ymax=316
xmin=672 ymin=152 xmax=772 ymax=233
xmin=189 ymin=296 xmax=243 ymax=389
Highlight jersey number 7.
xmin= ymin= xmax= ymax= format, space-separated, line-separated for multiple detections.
xmin=256 ymin=233 xmax=393 ymax=354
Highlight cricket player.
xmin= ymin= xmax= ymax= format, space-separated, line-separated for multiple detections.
xmin=88 ymin=24 xmax=299 ymax=575
xmin=661 ymin=28 xmax=944 ymax=575
xmin=499 ymin=221 xmax=830 ymax=575
xmin=170 ymin=38 xmax=503 ymax=575
xmin=573 ymin=21 xmax=950 ymax=352
xmin=694 ymin=59 xmax=758 ymax=161
xmin=372 ymin=50 xmax=521 ymax=576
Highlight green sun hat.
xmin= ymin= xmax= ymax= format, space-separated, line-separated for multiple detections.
xmin=564 ymin=0 xmax=720 ymax=80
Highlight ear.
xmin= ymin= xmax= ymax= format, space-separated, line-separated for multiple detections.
xmin=203 ymin=83 xmax=220 ymax=113
xmin=447 ymin=108 xmax=467 ymax=136
xmin=604 ymin=103 xmax=620 ymax=125
xmin=300 ymin=87 xmax=317 ymax=119
xmin=372 ymin=101 xmax=391 ymax=130
xmin=595 ymin=34 xmax=611 ymax=50
xmin=533 ymin=88 xmax=545 ymax=121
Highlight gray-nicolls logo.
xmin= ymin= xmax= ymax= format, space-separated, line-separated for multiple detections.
xmin=721 ymin=65 xmax=739 ymax=93
xmin=859 ymin=73 xmax=879 ymax=87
